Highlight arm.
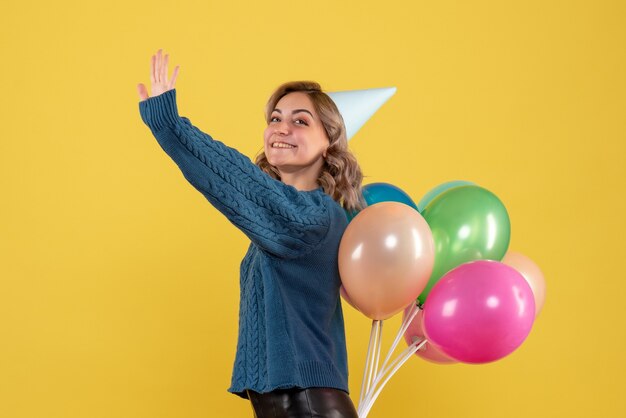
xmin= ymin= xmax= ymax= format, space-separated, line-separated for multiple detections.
xmin=138 ymin=89 xmax=330 ymax=259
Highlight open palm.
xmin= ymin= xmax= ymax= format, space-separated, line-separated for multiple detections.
xmin=137 ymin=48 xmax=180 ymax=102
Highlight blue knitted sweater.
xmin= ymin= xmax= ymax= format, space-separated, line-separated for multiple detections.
xmin=138 ymin=89 xmax=350 ymax=399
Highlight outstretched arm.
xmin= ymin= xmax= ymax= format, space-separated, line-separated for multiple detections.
xmin=138 ymin=88 xmax=330 ymax=259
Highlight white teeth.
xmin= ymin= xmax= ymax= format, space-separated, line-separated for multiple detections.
xmin=272 ymin=142 xmax=296 ymax=149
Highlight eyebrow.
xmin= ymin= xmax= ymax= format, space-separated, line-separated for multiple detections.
xmin=273 ymin=108 xmax=315 ymax=118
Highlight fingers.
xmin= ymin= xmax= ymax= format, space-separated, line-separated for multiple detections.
xmin=157 ymin=49 xmax=163 ymax=84
xmin=150 ymin=54 xmax=156 ymax=84
xmin=156 ymin=49 xmax=161 ymax=83
xmin=169 ymin=65 xmax=179 ymax=90
xmin=161 ymin=53 xmax=169 ymax=85
xmin=146 ymin=49 xmax=178 ymax=96
xmin=137 ymin=83 xmax=149 ymax=101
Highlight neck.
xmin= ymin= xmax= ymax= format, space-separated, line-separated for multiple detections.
xmin=279 ymin=173 xmax=321 ymax=191
xmin=277 ymin=160 xmax=324 ymax=192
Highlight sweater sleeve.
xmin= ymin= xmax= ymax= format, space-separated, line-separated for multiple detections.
xmin=138 ymin=89 xmax=330 ymax=259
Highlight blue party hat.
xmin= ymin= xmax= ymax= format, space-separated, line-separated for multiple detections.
xmin=327 ymin=87 xmax=397 ymax=140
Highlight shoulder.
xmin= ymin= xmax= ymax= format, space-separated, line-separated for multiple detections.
xmin=315 ymin=190 xmax=349 ymax=234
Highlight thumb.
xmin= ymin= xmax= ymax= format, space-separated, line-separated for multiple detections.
xmin=137 ymin=83 xmax=149 ymax=101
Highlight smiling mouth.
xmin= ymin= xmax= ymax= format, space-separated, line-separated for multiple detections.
xmin=272 ymin=142 xmax=297 ymax=149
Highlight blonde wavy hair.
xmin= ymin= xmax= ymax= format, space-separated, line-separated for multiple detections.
xmin=255 ymin=81 xmax=366 ymax=213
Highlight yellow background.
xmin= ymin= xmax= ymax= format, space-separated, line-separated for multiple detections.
xmin=1 ymin=0 xmax=624 ymax=417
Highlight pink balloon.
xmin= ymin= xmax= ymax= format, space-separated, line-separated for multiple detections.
xmin=501 ymin=251 xmax=546 ymax=316
xmin=402 ymin=305 xmax=456 ymax=364
xmin=422 ymin=260 xmax=535 ymax=364
xmin=338 ymin=202 xmax=435 ymax=320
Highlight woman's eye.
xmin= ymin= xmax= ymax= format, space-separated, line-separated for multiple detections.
xmin=295 ymin=119 xmax=308 ymax=126
xmin=270 ymin=116 xmax=280 ymax=122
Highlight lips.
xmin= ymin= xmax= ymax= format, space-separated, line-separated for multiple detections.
xmin=271 ymin=141 xmax=297 ymax=149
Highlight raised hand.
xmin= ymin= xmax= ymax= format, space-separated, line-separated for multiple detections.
xmin=137 ymin=48 xmax=180 ymax=102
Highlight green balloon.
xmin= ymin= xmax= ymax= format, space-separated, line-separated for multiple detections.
xmin=417 ymin=185 xmax=511 ymax=304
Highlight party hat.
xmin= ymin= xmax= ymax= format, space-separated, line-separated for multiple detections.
xmin=327 ymin=86 xmax=397 ymax=140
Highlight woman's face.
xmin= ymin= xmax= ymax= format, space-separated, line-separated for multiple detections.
xmin=263 ymin=92 xmax=330 ymax=176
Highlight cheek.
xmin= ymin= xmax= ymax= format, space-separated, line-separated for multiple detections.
xmin=263 ymin=128 xmax=273 ymax=147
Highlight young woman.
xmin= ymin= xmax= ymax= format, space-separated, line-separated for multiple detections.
xmin=137 ymin=49 xmax=365 ymax=418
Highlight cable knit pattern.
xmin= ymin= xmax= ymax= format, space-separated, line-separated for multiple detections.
xmin=139 ymin=90 xmax=351 ymax=399
xmin=139 ymin=89 xmax=330 ymax=259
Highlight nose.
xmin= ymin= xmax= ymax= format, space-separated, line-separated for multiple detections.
xmin=274 ymin=120 xmax=289 ymax=135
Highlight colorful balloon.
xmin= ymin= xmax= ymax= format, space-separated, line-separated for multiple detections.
xmin=417 ymin=180 xmax=475 ymax=212
xmin=340 ymin=285 xmax=360 ymax=313
xmin=418 ymin=185 xmax=511 ymax=304
xmin=338 ymin=202 xmax=435 ymax=320
xmin=502 ymin=251 xmax=546 ymax=316
xmin=345 ymin=182 xmax=418 ymax=222
xmin=402 ymin=305 xmax=456 ymax=364
xmin=422 ymin=260 xmax=536 ymax=364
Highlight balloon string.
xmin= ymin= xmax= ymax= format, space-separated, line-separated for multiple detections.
xmin=360 ymin=336 xmax=424 ymax=414
xmin=358 ymin=320 xmax=378 ymax=407
xmin=360 ymin=339 xmax=427 ymax=418
xmin=372 ymin=320 xmax=383 ymax=391
xmin=357 ymin=302 xmax=421 ymax=416
xmin=358 ymin=340 xmax=421 ymax=417
xmin=358 ymin=303 xmax=422 ymax=417
xmin=378 ymin=302 xmax=420 ymax=381
xmin=365 ymin=320 xmax=382 ymax=398
xmin=359 ymin=303 xmax=420 ymax=405
xmin=367 ymin=336 xmax=424 ymax=403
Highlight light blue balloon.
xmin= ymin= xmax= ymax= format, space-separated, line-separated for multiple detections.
xmin=345 ymin=182 xmax=418 ymax=222
xmin=417 ymin=180 xmax=476 ymax=212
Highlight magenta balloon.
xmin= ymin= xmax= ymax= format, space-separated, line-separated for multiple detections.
xmin=402 ymin=306 xmax=456 ymax=364
xmin=422 ymin=260 xmax=535 ymax=364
